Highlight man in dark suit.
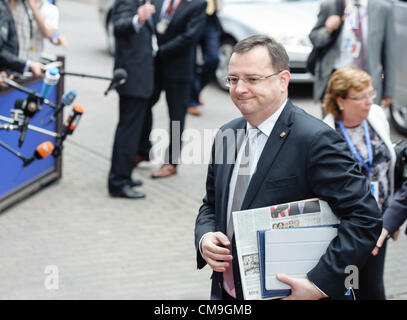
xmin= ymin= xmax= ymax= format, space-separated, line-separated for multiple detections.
xmin=194 ymin=35 xmax=382 ymax=300
xmin=108 ymin=0 xmax=156 ymax=199
xmin=146 ymin=0 xmax=207 ymax=178
xmin=309 ymin=0 xmax=395 ymax=108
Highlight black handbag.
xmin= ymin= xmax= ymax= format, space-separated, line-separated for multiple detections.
xmin=306 ymin=0 xmax=345 ymax=75
xmin=393 ymin=139 xmax=407 ymax=190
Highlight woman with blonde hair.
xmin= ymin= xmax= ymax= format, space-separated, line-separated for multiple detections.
xmin=323 ymin=66 xmax=396 ymax=300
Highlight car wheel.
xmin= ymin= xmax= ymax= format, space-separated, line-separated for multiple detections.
xmin=216 ymin=38 xmax=236 ymax=91
xmin=106 ymin=14 xmax=115 ymax=56
xmin=390 ymin=100 xmax=407 ymax=136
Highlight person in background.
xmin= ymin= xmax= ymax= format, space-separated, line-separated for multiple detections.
xmin=323 ymin=66 xmax=396 ymax=300
xmin=9 ymin=0 xmax=66 ymax=62
xmin=187 ymin=0 xmax=221 ymax=116
xmin=0 ymin=0 xmax=44 ymax=76
xmin=309 ymin=0 xmax=395 ymax=113
xmin=147 ymin=0 xmax=207 ymax=179
xmin=372 ymin=180 xmax=407 ymax=257
xmin=108 ymin=0 xmax=156 ymax=199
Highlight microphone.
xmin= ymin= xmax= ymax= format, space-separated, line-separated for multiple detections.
xmin=53 ymin=104 xmax=84 ymax=157
xmin=104 ymin=68 xmax=127 ymax=95
xmin=15 ymin=96 xmax=39 ymax=147
xmin=63 ymin=104 xmax=84 ymax=136
xmin=50 ymin=89 xmax=77 ymax=122
xmin=23 ymin=141 xmax=55 ymax=167
xmin=40 ymin=67 xmax=60 ymax=99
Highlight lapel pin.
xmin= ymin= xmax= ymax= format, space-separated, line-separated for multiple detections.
xmin=280 ymin=132 xmax=286 ymax=138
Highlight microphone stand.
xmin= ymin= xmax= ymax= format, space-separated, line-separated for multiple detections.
xmin=0 ymin=140 xmax=27 ymax=162
xmin=0 ymin=76 xmax=57 ymax=109
xmin=59 ymin=71 xmax=112 ymax=81
xmin=0 ymin=115 xmax=59 ymax=138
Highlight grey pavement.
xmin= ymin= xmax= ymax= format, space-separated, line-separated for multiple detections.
xmin=0 ymin=0 xmax=406 ymax=300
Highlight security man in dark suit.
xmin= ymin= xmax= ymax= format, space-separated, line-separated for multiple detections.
xmin=195 ymin=35 xmax=382 ymax=300
xmin=108 ymin=0 xmax=156 ymax=199
xmin=146 ymin=0 xmax=207 ymax=178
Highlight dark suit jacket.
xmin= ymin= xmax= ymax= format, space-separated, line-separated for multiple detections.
xmin=0 ymin=0 xmax=26 ymax=73
xmin=152 ymin=0 xmax=206 ymax=81
xmin=195 ymin=100 xmax=382 ymax=299
xmin=383 ymin=180 xmax=407 ymax=236
xmin=112 ymin=0 xmax=155 ymax=98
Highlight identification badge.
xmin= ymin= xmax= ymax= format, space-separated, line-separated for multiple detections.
xmin=370 ymin=180 xmax=379 ymax=202
xmin=156 ymin=18 xmax=169 ymax=34
xmin=351 ymin=41 xmax=361 ymax=58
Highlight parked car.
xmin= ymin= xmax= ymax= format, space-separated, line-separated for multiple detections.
xmin=389 ymin=0 xmax=407 ymax=135
xmin=215 ymin=0 xmax=320 ymax=89
xmin=98 ymin=0 xmax=320 ymax=88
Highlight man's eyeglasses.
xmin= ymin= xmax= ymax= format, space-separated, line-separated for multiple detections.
xmin=224 ymin=72 xmax=280 ymax=88
xmin=346 ymin=90 xmax=377 ymax=102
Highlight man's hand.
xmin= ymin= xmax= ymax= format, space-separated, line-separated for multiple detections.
xmin=380 ymin=96 xmax=392 ymax=108
xmin=276 ymin=274 xmax=327 ymax=300
xmin=137 ymin=2 xmax=156 ymax=25
xmin=29 ymin=61 xmax=45 ymax=78
xmin=201 ymin=232 xmax=233 ymax=272
xmin=325 ymin=15 xmax=342 ymax=34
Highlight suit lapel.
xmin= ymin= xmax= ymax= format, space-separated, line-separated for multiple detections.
xmin=241 ymin=101 xmax=295 ymax=210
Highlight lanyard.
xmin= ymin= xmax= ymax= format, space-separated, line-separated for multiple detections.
xmin=338 ymin=120 xmax=373 ymax=175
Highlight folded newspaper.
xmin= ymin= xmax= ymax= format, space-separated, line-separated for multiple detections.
xmin=232 ymin=198 xmax=340 ymax=300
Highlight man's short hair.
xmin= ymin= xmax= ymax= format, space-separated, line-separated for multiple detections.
xmin=233 ymin=35 xmax=290 ymax=72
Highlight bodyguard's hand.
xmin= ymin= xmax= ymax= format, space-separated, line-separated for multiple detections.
xmin=276 ymin=274 xmax=328 ymax=300
xmin=137 ymin=2 xmax=156 ymax=25
xmin=201 ymin=232 xmax=233 ymax=272
xmin=325 ymin=15 xmax=342 ymax=34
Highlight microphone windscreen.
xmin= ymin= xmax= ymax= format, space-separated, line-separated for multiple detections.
xmin=36 ymin=141 xmax=54 ymax=159
xmin=73 ymin=104 xmax=84 ymax=114
xmin=113 ymin=68 xmax=127 ymax=83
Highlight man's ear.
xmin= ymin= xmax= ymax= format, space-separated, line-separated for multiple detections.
xmin=279 ymin=70 xmax=291 ymax=92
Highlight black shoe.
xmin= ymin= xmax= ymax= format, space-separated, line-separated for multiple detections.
xmin=110 ymin=184 xmax=146 ymax=199
xmin=130 ymin=179 xmax=143 ymax=187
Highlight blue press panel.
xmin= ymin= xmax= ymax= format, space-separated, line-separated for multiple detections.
xmin=0 ymin=80 xmax=58 ymax=198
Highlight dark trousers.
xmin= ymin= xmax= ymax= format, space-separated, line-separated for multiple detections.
xmin=108 ymin=95 xmax=150 ymax=192
xmin=147 ymin=76 xmax=190 ymax=166
xmin=189 ymin=15 xmax=220 ymax=106
xmin=356 ymin=240 xmax=387 ymax=300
